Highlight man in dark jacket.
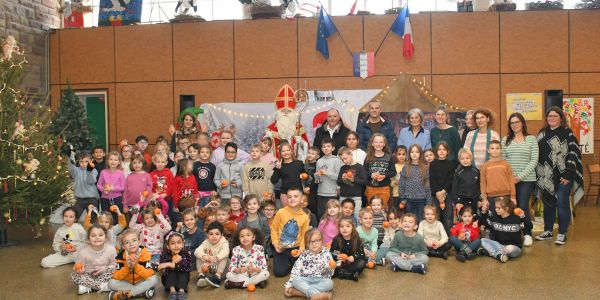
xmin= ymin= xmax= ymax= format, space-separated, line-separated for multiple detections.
xmin=356 ymin=101 xmax=397 ymax=150
xmin=312 ymin=108 xmax=351 ymax=155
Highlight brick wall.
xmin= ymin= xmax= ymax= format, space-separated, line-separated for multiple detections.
xmin=1 ymin=0 xmax=62 ymax=95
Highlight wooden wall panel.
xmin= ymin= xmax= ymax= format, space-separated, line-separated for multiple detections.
xmin=115 ymin=82 xmax=173 ymax=144
xmin=300 ymin=77 xmax=370 ymax=90
xmin=49 ymin=31 xmax=60 ymax=86
xmin=173 ymin=80 xmax=235 ymax=121
xmin=501 ymin=73 xmax=569 ymax=135
xmin=298 ymin=16 xmax=363 ymax=77
xmin=363 ymin=14 xmax=431 ymax=75
xmin=115 ymin=24 xmax=173 ymax=82
xmin=432 ymin=13 xmax=499 ymax=74
xmin=570 ymin=10 xmax=600 ymax=72
xmin=570 ymin=73 xmax=600 ymax=94
xmin=234 ymin=19 xmax=297 ymax=79
xmin=50 ymin=84 xmax=61 ymax=111
xmin=432 ymin=74 xmax=501 ymax=132
xmin=501 ymin=11 xmax=568 ymax=73
xmin=59 ymin=27 xmax=114 ymax=84
xmin=173 ymin=21 xmax=234 ymax=80
xmin=235 ymin=79 xmax=298 ymax=102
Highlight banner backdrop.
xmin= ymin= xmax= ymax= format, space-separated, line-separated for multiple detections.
xmin=563 ymin=98 xmax=594 ymax=154
xmin=201 ymin=100 xmax=363 ymax=151
xmin=99 ymin=0 xmax=143 ymax=26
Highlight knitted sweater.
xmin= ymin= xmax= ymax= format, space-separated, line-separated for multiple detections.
xmin=501 ymin=135 xmax=539 ymax=182
xmin=464 ymin=129 xmax=500 ymax=168
xmin=418 ymin=220 xmax=449 ymax=245
xmin=364 ymin=153 xmax=397 ymax=187
xmin=399 ymin=164 xmax=432 ymax=202
xmin=150 ymin=168 xmax=174 ymax=198
xmin=195 ymin=236 xmax=230 ymax=263
xmin=75 ymin=244 xmax=117 ymax=274
xmin=285 ymin=247 xmax=334 ymax=288
xmin=172 ymin=175 xmax=199 ymax=208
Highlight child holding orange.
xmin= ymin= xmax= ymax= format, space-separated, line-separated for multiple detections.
xmin=330 ymin=217 xmax=366 ymax=281
xmin=71 ymin=225 xmax=117 ymax=294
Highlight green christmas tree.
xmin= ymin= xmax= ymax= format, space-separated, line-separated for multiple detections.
xmin=0 ymin=36 xmax=70 ymax=228
xmin=50 ymin=86 xmax=97 ymax=151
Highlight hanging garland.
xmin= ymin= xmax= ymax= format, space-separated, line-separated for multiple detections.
xmin=206 ymin=99 xmax=354 ymax=120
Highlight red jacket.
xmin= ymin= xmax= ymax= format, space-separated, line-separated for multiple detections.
xmin=172 ymin=175 xmax=199 ymax=208
xmin=450 ymin=222 xmax=480 ymax=242
xmin=150 ymin=169 xmax=174 ymax=198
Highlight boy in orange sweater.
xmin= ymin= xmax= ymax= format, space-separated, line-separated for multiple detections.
xmin=270 ymin=187 xmax=310 ymax=277
xmin=480 ymin=140 xmax=516 ymax=216
xmin=109 ymin=229 xmax=159 ymax=299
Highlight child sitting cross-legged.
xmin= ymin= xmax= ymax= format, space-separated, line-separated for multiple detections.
xmin=418 ymin=204 xmax=450 ymax=260
xmin=478 ymin=197 xmax=525 ymax=263
xmin=385 ymin=213 xmax=428 ymax=275
xmin=284 ymin=229 xmax=335 ymax=300
xmin=330 ymin=217 xmax=367 ymax=281
xmin=195 ymin=222 xmax=230 ymax=289
xmin=224 ymin=226 xmax=270 ymax=289
xmin=158 ymin=232 xmax=194 ymax=300
xmin=70 ymin=225 xmax=116 ymax=295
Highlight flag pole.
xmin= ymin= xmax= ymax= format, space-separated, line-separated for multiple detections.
xmin=374 ymin=2 xmax=408 ymax=57
xmin=319 ymin=2 xmax=353 ymax=57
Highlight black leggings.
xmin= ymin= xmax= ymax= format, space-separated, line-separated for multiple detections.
xmin=335 ymin=258 xmax=367 ymax=275
xmin=162 ymin=271 xmax=190 ymax=292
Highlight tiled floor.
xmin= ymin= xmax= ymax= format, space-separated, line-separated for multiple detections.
xmin=1 ymin=207 xmax=600 ymax=299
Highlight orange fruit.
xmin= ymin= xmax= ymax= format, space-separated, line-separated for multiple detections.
xmin=514 ymin=208 xmax=524 ymax=216
xmin=154 ymin=208 xmax=161 ymax=215
xmin=74 ymin=262 xmax=84 ymax=272
xmin=345 ymin=171 xmax=354 ymax=178
xmin=89 ymin=162 xmax=95 ymax=168
xmin=291 ymin=249 xmax=299 ymax=257
xmin=366 ymin=206 xmax=372 ymax=210
xmin=399 ymin=202 xmax=405 ymax=209
xmin=262 ymin=192 xmax=271 ymax=199
xmin=383 ymin=221 xmax=390 ymax=228
xmin=221 ymin=179 xmax=228 ymax=186
xmin=439 ymin=202 xmax=446 ymax=210
xmin=458 ymin=232 xmax=466 ymax=240
xmin=299 ymin=173 xmax=309 ymax=180
xmin=65 ymin=243 xmax=73 ymax=250
xmin=325 ymin=243 xmax=331 ymax=249
xmin=367 ymin=261 xmax=375 ymax=269
xmin=110 ymin=205 xmax=118 ymax=212
xmin=338 ymin=254 xmax=348 ymax=261
xmin=328 ymin=260 xmax=337 ymax=268
xmin=201 ymin=264 xmax=210 ymax=273
xmin=172 ymin=254 xmax=180 ymax=261
xmin=143 ymin=190 xmax=149 ymax=197
xmin=247 ymin=284 xmax=256 ymax=292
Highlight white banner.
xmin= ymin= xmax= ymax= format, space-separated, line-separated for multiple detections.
xmin=200 ymin=90 xmax=376 ymax=151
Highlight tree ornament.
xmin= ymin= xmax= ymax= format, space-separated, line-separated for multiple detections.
xmin=16 ymin=159 xmax=23 ymax=165
xmin=2 ymin=35 xmax=17 ymax=60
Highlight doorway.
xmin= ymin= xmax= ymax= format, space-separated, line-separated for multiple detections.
xmin=75 ymin=91 xmax=108 ymax=150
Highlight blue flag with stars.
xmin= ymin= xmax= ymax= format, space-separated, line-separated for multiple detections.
xmin=316 ymin=7 xmax=338 ymax=59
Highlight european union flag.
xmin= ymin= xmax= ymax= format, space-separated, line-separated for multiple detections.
xmin=316 ymin=8 xmax=338 ymax=59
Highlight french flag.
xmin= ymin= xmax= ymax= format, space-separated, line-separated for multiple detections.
xmin=390 ymin=4 xmax=414 ymax=60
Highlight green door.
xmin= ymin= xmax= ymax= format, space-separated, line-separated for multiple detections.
xmin=80 ymin=95 xmax=107 ymax=150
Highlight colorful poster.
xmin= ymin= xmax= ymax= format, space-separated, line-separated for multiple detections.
xmin=98 ymin=0 xmax=143 ymax=26
xmin=506 ymin=93 xmax=543 ymax=120
xmin=563 ymin=98 xmax=594 ymax=154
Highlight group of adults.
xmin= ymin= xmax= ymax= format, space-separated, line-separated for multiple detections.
xmin=312 ymin=101 xmax=584 ymax=244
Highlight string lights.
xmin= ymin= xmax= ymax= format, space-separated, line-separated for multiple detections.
xmin=207 ymin=99 xmax=353 ymax=120
xmin=361 ymin=74 xmax=466 ymax=112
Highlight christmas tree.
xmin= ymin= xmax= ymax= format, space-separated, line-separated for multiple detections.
xmin=0 ymin=36 xmax=70 ymax=228
xmin=50 ymin=86 xmax=97 ymax=151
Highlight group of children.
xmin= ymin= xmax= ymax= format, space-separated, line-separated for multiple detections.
xmin=40 ymin=128 xmax=530 ymax=299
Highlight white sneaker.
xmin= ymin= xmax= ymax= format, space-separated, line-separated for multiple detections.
xmin=98 ymin=282 xmax=110 ymax=292
xmin=78 ymin=285 xmax=91 ymax=295
xmin=555 ymin=233 xmax=567 ymax=245
xmin=523 ymin=235 xmax=533 ymax=247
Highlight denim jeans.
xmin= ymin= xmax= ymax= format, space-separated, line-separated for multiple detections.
xmin=449 ymin=236 xmax=481 ymax=252
xmin=100 ymin=196 xmax=123 ymax=224
xmin=406 ymin=199 xmax=426 ymax=223
xmin=481 ymin=238 xmax=521 ymax=258
xmin=199 ymin=196 xmax=211 ymax=208
xmin=290 ymin=277 xmax=333 ymax=297
xmin=515 ymin=181 xmax=535 ymax=235
xmin=273 ymin=248 xmax=298 ymax=277
xmin=434 ymin=196 xmax=453 ymax=235
xmin=542 ymin=182 xmax=572 ymax=234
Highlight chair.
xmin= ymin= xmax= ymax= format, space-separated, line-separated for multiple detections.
xmin=586 ymin=164 xmax=600 ymax=206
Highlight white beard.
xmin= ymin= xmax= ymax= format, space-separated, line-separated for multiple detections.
xmin=275 ymin=109 xmax=299 ymax=142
